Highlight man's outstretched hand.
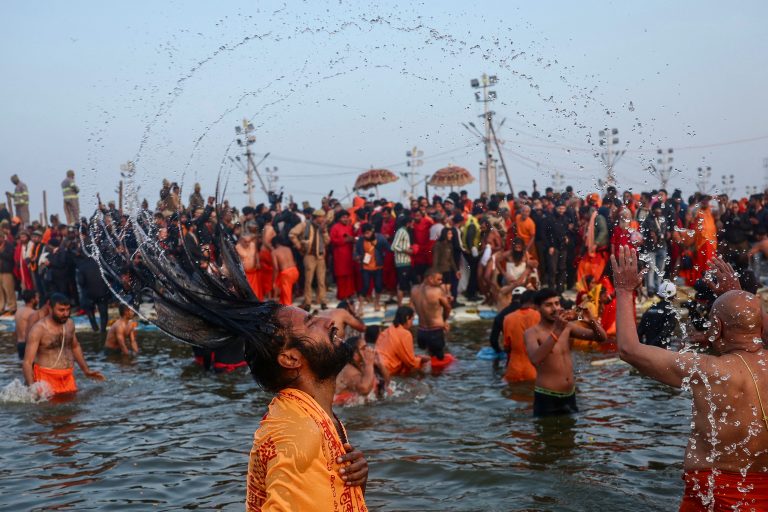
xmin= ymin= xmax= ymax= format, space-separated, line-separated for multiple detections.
xmin=611 ymin=246 xmax=643 ymax=292
xmin=704 ymin=256 xmax=741 ymax=295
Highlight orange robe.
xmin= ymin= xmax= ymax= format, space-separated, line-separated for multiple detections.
xmin=246 ymin=388 xmax=368 ymax=512
xmin=503 ymin=308 xmax=540 ymax=382
xmin=679 ymin=469 xmax=768 ymax=511
xmin=515 ymin=215 xmax=537 ymax=260
xmin=692 ymin=209 xmax=717 ymax=282
xmin=34 ymin=365 xmax=77 ymax=394
xmin=245 ymin=268 xmax=261 ymax=300
xmin=375 ymin=324 xmax=423 ymax=376
xmin=258 ymin=248 xmax=273 ymax=300
xmin=277 ymin=267 xmax=299 ymax=306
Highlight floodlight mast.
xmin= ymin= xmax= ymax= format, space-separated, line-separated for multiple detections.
xmin=235 ymin=119 xmax=269 ymax=206
xmin=471 ymin=73 xmax=499 ymax=195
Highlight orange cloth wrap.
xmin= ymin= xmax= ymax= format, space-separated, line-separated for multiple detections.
xmin=503 ymin=308 xmax=540 ymax=382
xmin=375 ymin=324 xmax=423 ymax=376
xmin=679 ymin=469 xmax=768 ymax=511
xmin=277 ymin=267 xmax=299 ymax=306
xmin=33 ymin=365 xmax=77 ymax=394
xmin=257 ymin=248 xmax=273 ymax=300
xmin=246 ymin=388 xmax=368 ymax=512
xmin=245 ymin=268 xmax=262 ymax=300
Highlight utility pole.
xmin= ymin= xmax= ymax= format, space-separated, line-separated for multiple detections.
xmin=551 ymin=171 xmax=565 ymax=193
xmin=763 ymin=157 xmax=768 ymax=191
xmin=696 ymin=166 xmax=712 ymax=194
xmin=720 ymin=174 xmax=735 ymax=198
xmin=598 ymin=128 xmax=626 ymax=187
xmin=471 ymin=73 xmax=499 ymax=195
xmin=401 ymin=146 xmax=424 ymax=198
xmin=235 ymin=119 xmax=268 ymax=207
xmin=265 ymin=166 xmax=279 ymax=195
xmin=653 ymin=148 xmax=674 ymax=190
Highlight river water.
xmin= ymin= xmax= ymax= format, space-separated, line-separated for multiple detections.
xmin=0 ymin=321 xmax=689 ymax=511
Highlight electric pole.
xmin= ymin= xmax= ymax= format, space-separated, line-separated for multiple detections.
xmin=551 ymin=171 xmax=564 ymax=193
xmin=401 ymin=146 xmax=424 ymax=198
xmin=598 ymin=128 xmax=626 ymax=187
xmin=720 ymin=174 xmax=735 ymax=198
xmin=653 ymin=148 xmax=674 ymax=190
xmin=763 ymin=157 xmax=768 ymax=191
xmin=235 ymin=119 xmax=269 ymax=207
xmin=696 ymin=166 xmax=712 ymax=194
xmin=471 ymin=73 xmax=499 ymax=195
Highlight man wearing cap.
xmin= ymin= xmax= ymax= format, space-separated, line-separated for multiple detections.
xmin=61 ymin=170 xmax=80 ymax=225
xmin=637 ymin=281 xmax=679 ymax=348
xmin=10 ymin=175 xmax=30 ymax=227
xmin=290 ymin=209 xmax=330 ymax=309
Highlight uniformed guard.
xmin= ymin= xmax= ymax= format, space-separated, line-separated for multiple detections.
xmin=61 ymin=169 xmax=80 ymax=225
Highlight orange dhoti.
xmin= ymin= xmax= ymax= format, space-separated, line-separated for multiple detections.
xmin=245 ymin=268 xmax=262 ymax=299
xmin=679 ymin=469 xmax=768 ymax=511
xmin=258 ymin=248 xmax=273 ymax=300
xmin=277 ymin=267 xmax=299 ymax=306
xmin=691 ymin=240 xmax=717 ymax=283
xmin=33 ymin=365 xmax=77 ymax=394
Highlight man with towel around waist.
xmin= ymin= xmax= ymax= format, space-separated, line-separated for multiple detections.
xmin=22 ymin=293 xmax=104 ymax=395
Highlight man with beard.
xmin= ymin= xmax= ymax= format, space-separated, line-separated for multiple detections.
xmin=22 ymin=293 xmax=105 ymax=395
xmin=334 ymin=335 xmax=377 ymax=405
xmin=246 ymin=306 xmax=369 ymax=511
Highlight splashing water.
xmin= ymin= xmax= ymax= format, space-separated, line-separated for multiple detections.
xmin=0 ymin=379 xmax=52 ymax=404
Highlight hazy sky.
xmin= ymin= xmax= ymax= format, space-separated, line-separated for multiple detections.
xmin=2 ymin=0 xmax=767 ymax=218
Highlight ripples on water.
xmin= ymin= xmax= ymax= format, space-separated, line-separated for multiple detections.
xmin=0 ymin=322 xmax=688 ymax=511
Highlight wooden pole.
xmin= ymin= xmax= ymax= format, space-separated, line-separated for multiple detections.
xmin=119 ymin=180 xmax=124 ymax=214
xmin=43 ymin=190 xmax=48 ymax=227
xmin=4 ymin=192 xmax=13 ymax=216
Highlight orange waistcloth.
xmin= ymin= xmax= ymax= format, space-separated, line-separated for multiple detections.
xmin=376 ymin=325 xmax=423 ymax=376
xmin=258 ymin=249 xmax=273 ymax=299
xmin=503 ymin=308 xmax=540 ymax=382
xmin=33 ymin=365 xmax=77 ymax=394
xmin=277 ymin=267 xmax=299 ymax=306
xmin=245 ymin=268 xmax=262 ymax=300
xmin=247 ymin=388 xmax=367 ymax=512
xmin=680 ymin=469 xmax=768 ymax=511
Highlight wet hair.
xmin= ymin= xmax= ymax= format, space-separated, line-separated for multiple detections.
xmin=364 ymin=325 xmax=381 ymax=345
xmin=49 ymin=293 xmax=71 ymax=308
xmin=534 ymin=288 xmax=559 ymax=306
xmin=520 ymin=290 xmax=536 ymax=305
xmin=393 ymin=306 xmax=414 ymax=327
xmin=118 ymin=303 xmax=131 ymax=316
xmin=21 ymin=289 xmax=37 ymax=303
xmin=337 ymin=299 xmax=355 ymax=311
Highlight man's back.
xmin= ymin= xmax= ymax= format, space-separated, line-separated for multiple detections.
xmin=411 ymin=283 xmax=443 ymax=329
xmin=687 ymin=350 xmax=768 ymax=473
xmin=503 ymin=308 xmax=539 ymax=382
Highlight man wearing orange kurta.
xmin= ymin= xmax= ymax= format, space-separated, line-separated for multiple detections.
xmin=692 ymin=200 xmax=717 ymax=282
xmin=503 ymin=293 xmax=539 ymax=382
xmin=515 ymin=205 xmax=537 ymax=261
xmin=375 ymin=307 xmax=429 ymax=376
xmin=245 ymin=307 xmax=369 ymax=511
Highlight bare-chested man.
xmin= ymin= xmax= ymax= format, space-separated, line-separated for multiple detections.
xmin=613 ymin=246 xmax=768 ymax=510
xmin=524 ymin=288 xmax=606 ymax=416
xmin=24 ymin=296 xmax=51 ymax=342
xmin=272 ymin=236 xmax=299 ymax=306
xmin=104 ymin=304 xmax=139 ymax=356
xmin=334 ymin=335 xmax=376 ymax=405
xmin=23 ymin=293 xmax=104 ymax=395
xmin=411 ymin=269 xmax=452 ymax=360
xmin=319 ymin=299 xmax=366 ymax=338
xmin=14 ymin=290 xmax=38 ymax=360
xmin=236 ymin=230 xmax=261 ymax=298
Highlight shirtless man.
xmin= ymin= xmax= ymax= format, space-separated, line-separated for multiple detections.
xmin=236 ymin=230 xmax=261 ymax=298
xmin=14 ymin=290 xmax=38 ymax=360
xmin=23 ymin=293 xmax=105 ymax=395
xmin=334 ymin=335 xmax=376 ymax=405
xmin=411 ymin=269 xmax=452 ymax=360
xmin=613 ymin=246 xmax=768 ymax=510
xmin=524 ymin=288 xmax=606 ymax=416
xmin=272 ymin=237 xmax=299 ymax=306
xmin=319 ymin=299 xmax=366 ymax=338
xmin=25 ymin=296 xmax=51 ymax=341
xmin=104 ymin=304 xmax=139 ymax=356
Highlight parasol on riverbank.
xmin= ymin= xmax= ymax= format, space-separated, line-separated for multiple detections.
xmin=354 ymin=168 xmax=398 ymax=195
xmin=428 ymin=165 xmax=475 ymax=188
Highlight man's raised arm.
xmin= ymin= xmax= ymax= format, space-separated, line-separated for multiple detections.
xmin=612 ymin=246 xmax=695 ymax=388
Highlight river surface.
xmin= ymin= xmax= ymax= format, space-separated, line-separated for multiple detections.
xmin=0 ymin=321 xmax=689 ymax=511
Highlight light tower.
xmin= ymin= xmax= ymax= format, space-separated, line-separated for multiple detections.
xmin=400 ymin=146 xmax=424 ymax=198
xmin=235 ymin=119 xmax=269 ymax=206
xmin=598 ymin=128 xmax=626 ymax=187
xmin=470 ymin=73 xmax=498 ymax=195
xmin=696 ymin=166 xmax=712 ymax=194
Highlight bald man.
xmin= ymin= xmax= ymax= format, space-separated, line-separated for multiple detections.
xmin=613 ymin=247 xmax=768 ymax=511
